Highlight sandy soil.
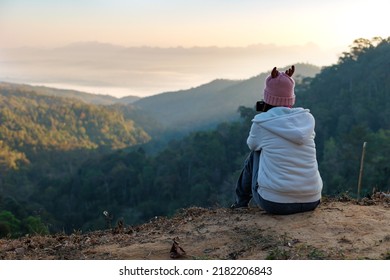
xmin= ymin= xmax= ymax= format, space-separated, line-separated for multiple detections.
xmin=1 ymin=194 xmax=390 ymax=260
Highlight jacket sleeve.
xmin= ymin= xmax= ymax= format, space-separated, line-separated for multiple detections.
xmin=246 ymin=122 xmax=262 ymax=151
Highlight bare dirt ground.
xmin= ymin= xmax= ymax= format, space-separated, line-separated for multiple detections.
xmin=1 ymin=194 xmax=390 ymax=260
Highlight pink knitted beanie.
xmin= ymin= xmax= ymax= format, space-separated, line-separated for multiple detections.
xmin=263 ymin=71 xmax=295 ymax=107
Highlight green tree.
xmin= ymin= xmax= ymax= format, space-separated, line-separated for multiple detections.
xmin=0 ymin=210 xmax=21 ymax=238
xmin=23 ymin=216 xmax=49 ymax=235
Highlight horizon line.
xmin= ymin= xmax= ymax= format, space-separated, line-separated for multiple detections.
xmin=1 ymin=40 xmax=344 ymax=51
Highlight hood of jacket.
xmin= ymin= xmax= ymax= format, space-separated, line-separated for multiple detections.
xmin=252 ymin=107 xmax=315 ymax=145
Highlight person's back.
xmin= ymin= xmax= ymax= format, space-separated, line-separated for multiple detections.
xmin=232 ymin=65 xmax=323 ymax=214
xmin=248 ymin=106 xmax=322 ymax=204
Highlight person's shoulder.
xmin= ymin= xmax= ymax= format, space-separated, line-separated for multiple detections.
xmin=291 ymin=107 xmax=313 ymax=115
xmin=292 ymin=108 xmax=316 ymax=125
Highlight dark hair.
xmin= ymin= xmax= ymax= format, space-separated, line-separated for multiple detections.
xmin=256 ymin=101 xmax=276 ymax=112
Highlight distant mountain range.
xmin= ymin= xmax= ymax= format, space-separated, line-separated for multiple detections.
xmin=0 ymin=63 xmax=321 ymax=137
xmin=0 ymin=41 xmax=334 ymax=97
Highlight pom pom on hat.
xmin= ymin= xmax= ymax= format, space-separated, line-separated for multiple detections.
xmin=263 ymin=67 xmax=295 ymax=107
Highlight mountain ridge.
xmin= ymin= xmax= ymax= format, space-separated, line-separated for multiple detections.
xmin=0 ymin=82 xmax=140 ymax=105
xmin=133 ymin=63 xmax=321 ymax=132
xmin=0 ymin=41 xmax=336 ymax=97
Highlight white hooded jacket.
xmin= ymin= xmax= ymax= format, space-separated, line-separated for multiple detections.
xmin=247 ymin=107 xmax=323 ymax=203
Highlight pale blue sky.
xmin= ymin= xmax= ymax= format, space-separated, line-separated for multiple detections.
xmin=1 ymin=0 xmax=388 ymax=49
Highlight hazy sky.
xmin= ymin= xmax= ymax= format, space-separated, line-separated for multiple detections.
xmin=1 ymin=0 xmax=388 ymax=49
xmin=0 ymin=0 xmax=388 ymax=97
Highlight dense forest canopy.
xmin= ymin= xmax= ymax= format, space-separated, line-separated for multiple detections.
xmin=0 ymin=89 xmax=150 ymax=236
xmin=297 ymin=37 xmax=390 ymax=195
xmin=0 ymin=37 xmax=389 ymax=238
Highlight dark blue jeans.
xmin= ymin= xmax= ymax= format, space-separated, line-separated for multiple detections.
xmin=234 ymin=151 xmax=320 ymax=215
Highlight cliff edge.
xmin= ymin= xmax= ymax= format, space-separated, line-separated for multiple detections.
xmin=1 ymin=194 xmax=390 ymax=260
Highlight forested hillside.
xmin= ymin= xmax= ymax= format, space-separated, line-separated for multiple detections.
xmin=0 ymin=37 xmax=389 ymax=239
xmin=134 ymin=63 xmax=320 ymax=133
xmin=0 ymin=89 xmax=150 ymax=237
xmin=297 ymin=37 xmax=390 ymax=195
xmin=0 ymin=88 xmax=150 ymax=154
